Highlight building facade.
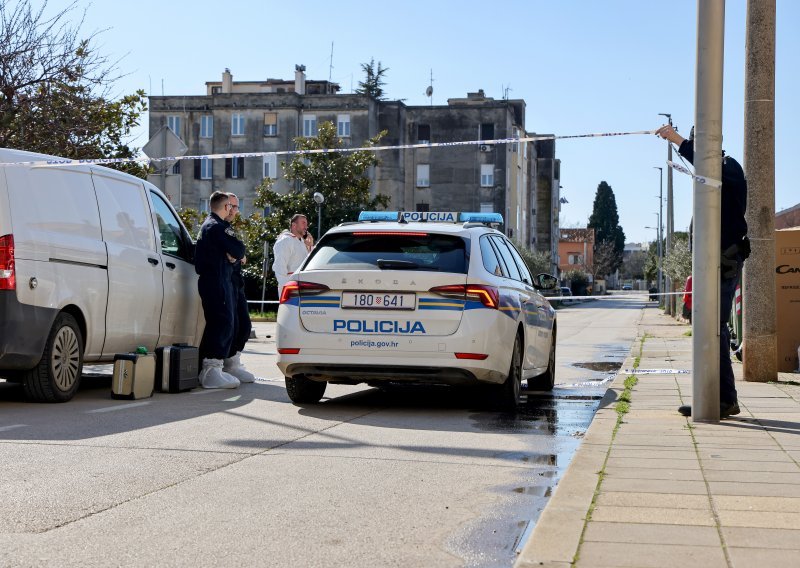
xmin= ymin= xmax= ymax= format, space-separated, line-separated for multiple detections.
xmin=148 ymin=67 xmax=560 ymax=262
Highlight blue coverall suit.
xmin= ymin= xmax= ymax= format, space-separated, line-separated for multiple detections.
xmin=195 ymin=212 xmax=246 ymax=361
xmin=677 ymin=140 xmax=748 ymax=406
xmin=228 ymin=262 xmax=252 ymax=358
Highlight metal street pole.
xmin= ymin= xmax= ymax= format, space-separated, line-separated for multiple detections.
xmin=659 ymin=113 xmax=675 ymax=316
xmin=693 ymin=0 xmax=725 ymax=422
xmin=654 ymin=167 xmax=664 ymax=307
xmin=653 ymin=213 xmax=662 ymax=301
xmin=742 ymin=0 xmax=777 ymax=382
xmin=261 ymin=238 xmax=269 ymax=307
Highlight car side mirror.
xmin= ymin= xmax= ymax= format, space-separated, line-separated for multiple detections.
xmin=534 ymin=273 xmax=558 ymax=290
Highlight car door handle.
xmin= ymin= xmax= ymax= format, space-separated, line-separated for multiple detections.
xmin=148 ymin=257 xmax=159 ymax=266
xmin=165 ymin=262 xmax=176 ymax=270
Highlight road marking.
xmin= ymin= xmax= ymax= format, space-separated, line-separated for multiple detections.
xmin=0 ymin=424 xmax=28 ymax=432
xmin=223 ymin=395 xmax=241 ymax=402
xmin=85 ymin=401 xmax=151 ymax=413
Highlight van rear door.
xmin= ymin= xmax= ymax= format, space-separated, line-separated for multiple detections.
xmin=92 ymin=169 xmax=163 ymax=354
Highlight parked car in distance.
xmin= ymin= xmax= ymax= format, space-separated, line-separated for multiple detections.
xmin=622 ymin=284 xmax=633 ymax=291
xmin=560 ymin=287 xmax=573 ymax=303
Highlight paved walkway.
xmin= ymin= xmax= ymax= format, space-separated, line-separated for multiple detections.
xmin=517 ymin=305 xmax=800 ymax=568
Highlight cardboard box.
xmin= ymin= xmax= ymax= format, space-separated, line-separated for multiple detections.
xmin=776 ymin=228 xmax=800 ymax=372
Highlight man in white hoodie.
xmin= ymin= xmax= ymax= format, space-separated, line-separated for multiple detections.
xmin=273 ymin=214 xmax=310 ymax=295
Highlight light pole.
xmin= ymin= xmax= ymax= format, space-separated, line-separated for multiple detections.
xmin=313 ymin=192 xmax=325 ymax=240
xmin=654 ymin=167 xmax=664 ymax=307
xmin=645 ymin=225 xmax=661 ymax=297
xmin=658 ymin=113 xmax=675 ymax=315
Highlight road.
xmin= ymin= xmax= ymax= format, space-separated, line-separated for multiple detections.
xmin=0 ymin=296 xmax=649 ymax=567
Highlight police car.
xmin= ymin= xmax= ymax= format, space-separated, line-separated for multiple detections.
xmin=276 ymin=211 xmax=558 ymax=409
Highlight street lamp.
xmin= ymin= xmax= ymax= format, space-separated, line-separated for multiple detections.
xmin=654 ymin=166 xmax=664 ymax=307
xmin=312 ymin=192 xmax=325 ymax=240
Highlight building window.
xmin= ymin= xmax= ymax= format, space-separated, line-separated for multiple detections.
xmin=194 ymin=158 xmax=212 ymax=180
xmin=263 ymin=154 xmax=277 ymax=179
xmin=417 ymin=124 xmax=430 ymax=144
xmin=200 ymin=116 xmax=213 ymax=138
xmin=416 ymin=164 xmax=430 ymax=187
xmin=231 ymin=113 xmax=245 ymax=136
xmin=415 ymin=203 xmax=429 ymax=212
xmin=480 ymin=164 xmax=494 ymax=187
xmin=211 ymin=86 xmax=222 ymax=95
xmin=226 ymin=157 xmax=245 ymax=179
xmin=303 ymin=114 xmax=317 ymax=137
xmin=568 ymin=254 xmax=583 ymax=265
xmin=480 ymin=123 xmax=494 ymax=140
xmin=167 ymin=116 xmax=181 ymax=137
xmin=480 ymin=202 xmax=494 ymax=213
xmin=511 ymin=126 xmax=519 ymax=152
xmin=172 ymin=162 xmax=181 ymax=175
xmin=199 ymin=198 xmax=209 ymax=212
xmin=263 ymin=113 xmax=277 ymax=136
xmin=337 ymin=114 xmax=351 ymax=137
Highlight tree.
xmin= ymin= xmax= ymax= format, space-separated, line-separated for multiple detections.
xmin=0 ymin=1 xmax=147 ymax=178
xmin=589 ymin=240 xmax=620 ymax=280
xmin=588 ymin=181 xmax=626 ymax=272
xmin=663 ymin=232 xmax=692 ymax=284
xmin=355 ymin=58 xmax=389 ymax=100
xmin=512 ymin=240 xmax=551 ymax=276
xmin=621 ymin=250 xmax=647 ymax=281
xmin=562 ymin=269 xmax=589 ymax=295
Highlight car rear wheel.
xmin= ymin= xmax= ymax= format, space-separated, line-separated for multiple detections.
xmin=495 ymin=334 xmax=522 ymax=410
xmin=529 ymin=331 xmax=556 ymax=391
xmin=23 ymin=312 xmax=83 ymax=403
xmin=285 ymin=374 xmax=327 ymax=404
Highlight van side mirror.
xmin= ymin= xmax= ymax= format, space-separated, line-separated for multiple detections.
xmin=534 ymin=273 xmax=558 ymax=290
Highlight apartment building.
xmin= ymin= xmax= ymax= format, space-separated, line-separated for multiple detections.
xmin=148 ymin=66 xmax=561 ymax=258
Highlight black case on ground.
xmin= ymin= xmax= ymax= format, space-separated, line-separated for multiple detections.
xmin=154 ymin=344 xmax=200 ymax=393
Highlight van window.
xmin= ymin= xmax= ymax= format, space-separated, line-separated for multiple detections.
xmin=93 ymin=173 xmax=155 ymax=251
xmin=150 ymin=191 xmax=193 ymax=261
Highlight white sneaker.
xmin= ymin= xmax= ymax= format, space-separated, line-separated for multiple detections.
xmin=223 ymin=352 xmax=256 ymax=383
xmin=200 ymin=358 xmax=240 ymax=389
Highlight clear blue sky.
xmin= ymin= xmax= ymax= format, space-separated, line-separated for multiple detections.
xmin=49 ymin=0 xmax=798 ymax=244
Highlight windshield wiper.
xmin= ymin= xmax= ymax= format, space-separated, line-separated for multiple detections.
xmin=376 ymin=259 xmax=420 ymax=270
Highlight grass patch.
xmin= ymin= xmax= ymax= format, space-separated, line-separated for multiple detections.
xmin=684 ymin=330 xmax=692 ymax=337
xmin=249 ymin=311 xmax=277 ymax=321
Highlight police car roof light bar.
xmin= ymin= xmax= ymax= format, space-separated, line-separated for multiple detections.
xmin=357 ymin=211 xmax=504 ymax=225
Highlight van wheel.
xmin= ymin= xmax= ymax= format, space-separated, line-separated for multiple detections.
xmin=495 ymin=334 xmax=522 ymax=410
xmin=529 ymin=333 xmax=556 ymax=391
xmin=23 ymin=313 xmax=83 ymax=403
xmin=285 ymin=375 xmax=326 ymax=404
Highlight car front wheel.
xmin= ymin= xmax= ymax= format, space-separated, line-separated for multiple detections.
xmin=285 ymin=374 xmax=327 ymax=404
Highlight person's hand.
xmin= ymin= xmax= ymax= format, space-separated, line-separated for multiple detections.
xmin=226 ymin=253 xmax=236 ymax=264
xmin=656 ymin=124 xmax=685 ymax=146
xmin=241 ymin=255 xmax=247 ymax=265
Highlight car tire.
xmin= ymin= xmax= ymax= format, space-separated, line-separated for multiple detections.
xmin=495 ymin=334 xmax=522 ymax=410
xmin=23 ymin=312 xmax=83 ymax=403
xmin=529 ymin=330 xmax=556 ymax=391
xmin=285 ymin=374 xmax=327 ymax=404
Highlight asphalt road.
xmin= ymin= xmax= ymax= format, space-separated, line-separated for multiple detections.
xmin=0 ymin=295 xmax=648 ymax=567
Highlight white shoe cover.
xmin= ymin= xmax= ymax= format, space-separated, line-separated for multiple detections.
xmin=223 ymin=352 xmax=256 ymax=383
xmin=200 ymin=358 xmax=240 ymax=389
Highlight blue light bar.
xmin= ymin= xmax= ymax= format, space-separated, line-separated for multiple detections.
xmin=358 ymin=211 xmax=401 ymax=222
xmin=459 ymin=212 xmax=504 ymax=224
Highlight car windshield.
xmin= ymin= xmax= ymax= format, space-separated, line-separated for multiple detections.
xmin=303 ymin=232 xmax=469 ymax=274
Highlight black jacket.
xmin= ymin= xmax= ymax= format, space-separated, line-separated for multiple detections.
xmin=194 ymin=213 xmax=246 ymax=296
xmin=677 ymin=140 xmax=748 ymax=251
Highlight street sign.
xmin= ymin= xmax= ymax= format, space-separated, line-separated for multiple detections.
xmin=142 ymin=125 xmax=187 ymax=171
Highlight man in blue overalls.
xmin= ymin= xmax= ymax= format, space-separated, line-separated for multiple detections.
xmin=195 ymin=191 xmax=247 ymax=389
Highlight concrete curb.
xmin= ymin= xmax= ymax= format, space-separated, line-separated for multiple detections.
xmin=515 ymin=353 xmax=638 ymax=567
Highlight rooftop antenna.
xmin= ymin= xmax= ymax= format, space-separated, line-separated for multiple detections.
xmin=504 ymin=85 xmax=512 ymax=100
xmin=328 ymin=41 xmax=334 ymax=82
xmin=425 ymin=69 xmax=434 ymax=106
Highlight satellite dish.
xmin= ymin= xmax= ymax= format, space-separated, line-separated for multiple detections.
xmin=425 ymin=86 xmax=433 ymax=97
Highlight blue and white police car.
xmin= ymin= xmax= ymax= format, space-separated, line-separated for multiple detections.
xmin=276 ymin=211 xmax=558 ymax=408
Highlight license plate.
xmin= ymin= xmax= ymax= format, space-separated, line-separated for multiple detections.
xmin=341 ymin=292 xmax=416 ymax=310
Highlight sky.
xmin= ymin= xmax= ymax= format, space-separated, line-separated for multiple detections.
xmin=42 ymin=0 xmax=799 ymax=244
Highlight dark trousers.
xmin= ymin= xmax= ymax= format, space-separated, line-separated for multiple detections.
xmin=229 ymin=285 xmax=251 ymax=357
xmin=719 ymin=266 xmax=740 ymax=405
xmin=199 ymin=279 xmax=235 ymax=361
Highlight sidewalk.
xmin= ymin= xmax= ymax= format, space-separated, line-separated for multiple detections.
xmin=517 ymin=306 xmax=800 ymax=568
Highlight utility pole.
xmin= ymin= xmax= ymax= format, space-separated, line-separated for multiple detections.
xmin=742 ymin=0 xmax=777 ymax=382
xmin=659 ymin=113 xmax=675 ymax=316
xmin=654 ymin=167 xmax=664 ymax=306
xmin=692 ymin=0 xmax=725 ymax=422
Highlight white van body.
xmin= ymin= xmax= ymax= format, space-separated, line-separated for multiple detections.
xmin=0 ymin=149 xmax=203 ymax=402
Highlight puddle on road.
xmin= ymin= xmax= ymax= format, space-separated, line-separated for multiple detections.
xmin=572 ymin=361 xmax=623 ymax=373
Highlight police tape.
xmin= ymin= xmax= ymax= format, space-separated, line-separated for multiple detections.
xmin=548 ymin=290 xmax=689 ymax=301
xmin=667 ymin=160 xmax=722 ymax=188
xmin=0 ymin=129 xmax=658 ymax=169
xmin=622 ymin=369 xmax=691 ymax=375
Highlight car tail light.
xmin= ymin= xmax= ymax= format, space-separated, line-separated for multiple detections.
xmin=278 ymin=348 xmax=301 ymax=355
xmin=279 ymin=280 xmax=330 ymax=304
xmin=0 ymin=234 xmax=15 ymax=291
xmin=455 ymin=352 xmax=489 ymax=360
xmin=429 ymin=284 xmax=499 ymax=309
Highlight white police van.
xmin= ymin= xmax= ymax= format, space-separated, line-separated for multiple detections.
xmin=0 ymin=149 xmax=202 ymax=402
xmin=276 ymin=211 xmax=558 ymax=408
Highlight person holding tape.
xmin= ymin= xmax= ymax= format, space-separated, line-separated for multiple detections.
xmin=656 ymin=124 xmax=750 ymax=418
